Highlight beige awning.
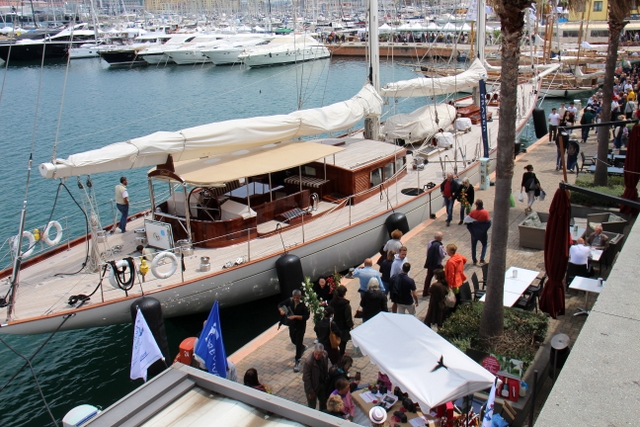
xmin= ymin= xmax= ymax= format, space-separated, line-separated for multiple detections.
xmin=157 ymin=141 xmax=345 ymax=186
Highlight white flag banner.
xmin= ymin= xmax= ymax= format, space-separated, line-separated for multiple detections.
xmin=481 ymin=379 xmax=498 ymax=427
xmin=466 ymin=0 xmax=478 ymax=21
xmin=130 ymin=309 xmax=164 ymax=381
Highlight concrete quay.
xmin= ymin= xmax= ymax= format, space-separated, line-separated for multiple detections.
xmin=228 ymin=132 xmax=611 ymax=423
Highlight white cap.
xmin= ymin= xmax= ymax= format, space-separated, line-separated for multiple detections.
xmin=369 ymin=406 xmax=388 ymax=424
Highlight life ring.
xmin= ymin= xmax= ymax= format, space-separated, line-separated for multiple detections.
xmin=150 ymin=251 xmax=179 ymax=280
xmin=42 ymin=220 xmax=63 ymax=246
xmin=108 ymin=259 xmax=131 ymax=289
xmin=12 ymin=231 xmax=36 ymax=259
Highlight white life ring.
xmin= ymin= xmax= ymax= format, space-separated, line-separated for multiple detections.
xmin=150 ymin=251 xmax=179 ymax=280
xmin=12 ymin=231 xmax=36 ymax=259
xmin=108 ymin=259 xmax=130 ymax=289
xmin=42 ymin=220 xmax=63 ymax=246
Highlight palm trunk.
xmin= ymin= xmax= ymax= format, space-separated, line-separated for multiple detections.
xmin=595 ymin=16 xmax=626 ymax=187
xmin=480 ymin=2 xmax=529 ymax=343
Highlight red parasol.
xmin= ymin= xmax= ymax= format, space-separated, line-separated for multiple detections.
xmin=539 ymin=189 xmax=571 ymax=318
xmin=620 ymin=124 xmax=640 ymax=215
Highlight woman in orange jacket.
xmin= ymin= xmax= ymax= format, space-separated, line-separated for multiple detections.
xmin=445 ymin=244 xmax=467 ymax=306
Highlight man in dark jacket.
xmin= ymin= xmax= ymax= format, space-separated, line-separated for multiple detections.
xmin=465 ymin=199 xmax=492 ymax=265
xmin=395 ymin=263 xmax=419 ymax=315
xmin=302 ymin=343 xmax=329 ymax=411
xmin=423 ymin=231 xmax=446 ymax=297
xmin=440 ymin=173 xmax=460 ymax=226
xmin=278 ymin=289 xmax=310 ymax=372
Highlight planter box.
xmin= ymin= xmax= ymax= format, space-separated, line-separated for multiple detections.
xmin=518 ymin=212 xmax=550 ymax=250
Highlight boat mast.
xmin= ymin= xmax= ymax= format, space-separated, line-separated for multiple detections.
xmin=364 ymin=0 xmax=380 ymax=140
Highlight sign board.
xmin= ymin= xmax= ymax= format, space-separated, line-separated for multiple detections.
xmin=479 ymin=157 xmax=490 ymax=190
xmin=144 ymin=219 xmax=174 ymax=251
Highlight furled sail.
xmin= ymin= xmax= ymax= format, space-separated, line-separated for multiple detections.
xmin=39 ymin=84 xmax=382 ymax=179
xmin=380 ymin=59 xmax=487 ymax=98
xmin=381 ymin=104 xmax=457 ymax=143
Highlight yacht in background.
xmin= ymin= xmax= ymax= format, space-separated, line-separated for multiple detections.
xmin=238 ymin=34 xmax=330 ymax=67
xmin=202 ymin=35 xmax=272 ymax=65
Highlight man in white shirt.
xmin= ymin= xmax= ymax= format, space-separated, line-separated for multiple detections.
xmin=569 ymin=238 xmax=590 ymax=266
xmin=548 ymin=108 xmax=561 ymax=143
xmin=115 ymin=177 xmax=129 ymax=233
xmin=558 ymin=102 xmax=567 ymax=120
xmin=567 ymin=102 xmax=578 ymax=124
xmin=567 ymin=238 xmax=591 ymax=282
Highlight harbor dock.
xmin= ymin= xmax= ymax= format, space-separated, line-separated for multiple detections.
xmin=228 ymin=133 xmax=603 ymax=422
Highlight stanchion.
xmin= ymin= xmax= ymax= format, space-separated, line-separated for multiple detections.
xmin=530 ymin=369 xmax=538 ymax=427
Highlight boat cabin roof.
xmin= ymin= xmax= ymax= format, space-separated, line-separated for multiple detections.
xmin=150 ymin=141 xmax=344 ymax=186
xmin=323 ymin=138 xmax=405 ymax=171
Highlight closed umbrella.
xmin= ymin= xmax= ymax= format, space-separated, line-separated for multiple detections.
xmin=539 ymin=189 xmax=570 ymax=318
xmin=620 ymin=124 xmax=640 ymax=215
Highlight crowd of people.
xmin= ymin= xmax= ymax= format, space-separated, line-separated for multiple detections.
xmin=547 ymin=63 xmax=640 ymax=173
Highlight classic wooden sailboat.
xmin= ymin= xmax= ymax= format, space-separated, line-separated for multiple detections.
xmin=0 ymin=4 xmax=541 ymax=336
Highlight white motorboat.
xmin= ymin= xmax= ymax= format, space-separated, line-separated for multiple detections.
xmin=202 ymin=36 xmax=272 ymax=65
xmin=164 ymin=35 xmax=230 ymax=65
xmin=138 ymin=34 xmax=198 ymax=65
xmin=238 ymin=34 xmax=330 ymax=67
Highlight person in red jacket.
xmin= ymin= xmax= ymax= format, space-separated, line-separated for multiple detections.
xmin=465 ymin=199 xmax=492 ymax=265
xmin=445 ymin=243 xmax=467 ymax=307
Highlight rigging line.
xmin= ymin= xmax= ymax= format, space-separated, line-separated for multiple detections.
xmin=51 ymin=12 xmax=78 ymax=162
xmin=0 ymin=335 xmax=59 ymax=427
xmin=0 ymin=37 xmax=11 ymax=105
xmin=0 ymin=310 xmax=77 ymax=399
xmin=53 ymin=182 xmax=90 ymax=276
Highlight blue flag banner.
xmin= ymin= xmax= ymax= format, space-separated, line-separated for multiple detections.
xmin=194 ymin=301 xmax=228 ymax=377
xmin=479 ymin=79 xmax=490 ymax=158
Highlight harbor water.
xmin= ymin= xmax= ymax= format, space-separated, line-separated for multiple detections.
xmin=0 ymin=56 xmax=571 ymax=427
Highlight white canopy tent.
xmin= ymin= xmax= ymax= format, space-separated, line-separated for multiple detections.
xmin=350 ymin=313 xmax=495 ymax=411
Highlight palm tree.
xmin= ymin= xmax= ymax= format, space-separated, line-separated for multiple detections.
xmin=479 ymin=0 xmax=534 ymax=343
xmin=591 ymin=0 xmax=638 ymax=186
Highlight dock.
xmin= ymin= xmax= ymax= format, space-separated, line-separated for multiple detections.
xmin=228 ymin=132 xmax=606 ymax=420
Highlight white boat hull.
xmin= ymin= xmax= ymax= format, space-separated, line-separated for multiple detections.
xmin=242 ymin=46 xmax=330 ymax=67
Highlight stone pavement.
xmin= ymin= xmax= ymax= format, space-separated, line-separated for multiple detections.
xmin=228 ymin=132 xmax=605 ymax=415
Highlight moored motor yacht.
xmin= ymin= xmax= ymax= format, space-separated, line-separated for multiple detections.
xmin=238 ymin=34 xmax=330 ymax=67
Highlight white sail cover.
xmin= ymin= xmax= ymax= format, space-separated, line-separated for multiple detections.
xmin=382 ymin=104 xmax=457 ymax=143
xmin=39 ymin=84 xmax=382 ymax=179
xmin=380 ymin=58 xmax=487 ymax=98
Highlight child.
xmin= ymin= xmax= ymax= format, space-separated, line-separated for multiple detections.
xmin=331 ymin=378 xmax=355 ymax=420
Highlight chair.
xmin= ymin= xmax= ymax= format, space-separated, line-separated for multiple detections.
xmin=514 ymin=292 xmax=536 ymax=311
xmin=566 ymin=263 xmax=589 ymax=290
xmin=524 ymin=274 xmax=546 ymax=313
xmin=578 ymin=152 xmax=595 ymax=175
xmin=500 ymin=401 xmax=517 ymax=424
xmin=458 ymin=282 xmax=473 ymax=305
xmin=470 ymin=272 xmax=486 ymax=301
xmin=481 ymin=263 xmax=489 ymax=286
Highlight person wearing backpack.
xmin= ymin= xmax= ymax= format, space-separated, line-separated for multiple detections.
xmin=625 ymin=98 xmax=636 ymax=119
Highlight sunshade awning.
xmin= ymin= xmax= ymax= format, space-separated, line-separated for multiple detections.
xmin=351 ymin=312 xmax=494 ymax=411
xmin=155 ymin=141 xmax=344 ymax=186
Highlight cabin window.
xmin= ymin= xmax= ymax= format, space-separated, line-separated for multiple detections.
xmin=562 ymin=31 xmax=578 ymax=38
xmin=590 ymin=30 xmax=608 ymax=38
xmin=593 ymin=1 xmax=603 ymax=11
xmin=395 ymin=157 xmax=405 ymax=173
xmin=371 ymin=168 xmax=383 ymax=187
xmin=384 ymin=162 xmax=394 ymax=179
xmin=303 ymin=166 xmax=317 ymax=176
